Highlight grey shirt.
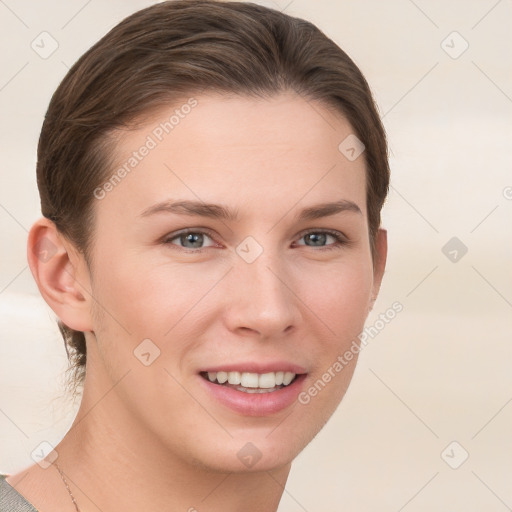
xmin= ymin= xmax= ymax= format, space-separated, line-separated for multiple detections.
xmin=0 ymin=475 xmax=38 ymax=512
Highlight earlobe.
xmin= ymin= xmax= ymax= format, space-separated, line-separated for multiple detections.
xmin=27 ymin=218 xmax=93 ymax=332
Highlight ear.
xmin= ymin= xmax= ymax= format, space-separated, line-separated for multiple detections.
xmin=27 ymin=217 xmax=94 ymax=332
xmin=369 ymin=228 xmax=387 ymax=311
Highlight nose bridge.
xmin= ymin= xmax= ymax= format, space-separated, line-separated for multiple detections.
xmin=226 ymin=242 xmax=298 ymax=336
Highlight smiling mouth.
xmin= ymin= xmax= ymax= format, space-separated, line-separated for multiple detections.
xmin=200 ymin=370 xmax=299 ymax=394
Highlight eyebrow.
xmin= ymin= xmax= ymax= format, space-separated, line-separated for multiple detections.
xmin=139 ymin=199 xmax=362 ymax=222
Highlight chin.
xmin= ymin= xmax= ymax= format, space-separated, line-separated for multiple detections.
xmin=195 ymin=422 xmax=319 ymax=473
xmin=181 ymin=432 xmax=307 ymax=474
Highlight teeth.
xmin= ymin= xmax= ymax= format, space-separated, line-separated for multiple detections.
xmin=258 ymin=372 xmax=277 ymax=388
xmin=227 ymin=371 xmax=241 ymax=385
xmin=241 ymin=372 xmax=259 ymax=387
xmin=282 ymin=372 xmax=295 ymax=386
xmin=216 ymin=371 xmax=228 ymax=384
xmin=204 ymin=371 xmax=297 ymax=388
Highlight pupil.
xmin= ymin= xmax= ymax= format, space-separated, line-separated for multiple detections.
xmin=182 ymin=233 xmax=203 ymax=248
xmin=306 ymin=233 xmax=326 ymax=246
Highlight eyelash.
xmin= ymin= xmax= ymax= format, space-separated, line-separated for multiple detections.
xmin=162 ymin=228 xmax=349 ymax=253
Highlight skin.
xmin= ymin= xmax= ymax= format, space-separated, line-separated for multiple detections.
xmin=8 ymin=92 xmax=386 ymax=512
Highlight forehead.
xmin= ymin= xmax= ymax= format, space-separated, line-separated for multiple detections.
xmin=97 ymin=92 xmax=367 ymax=221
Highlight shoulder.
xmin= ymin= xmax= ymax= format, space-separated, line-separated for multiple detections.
xmin=0 ymin=474 xmax=39 ymax=511
xmin=2 ymin=463 xmax=79 ymax=512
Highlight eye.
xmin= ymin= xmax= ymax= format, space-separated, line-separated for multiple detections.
xmin=162 ymin=228 xmax=348 ymax=252
xmin=295 ymin=230 xmax=347 ymax=249
xmin=164 ymin=229 xmax=218 ymax=250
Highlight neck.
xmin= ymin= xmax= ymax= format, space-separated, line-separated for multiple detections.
xmin=54 ymin=363 xmax=291 ymax=512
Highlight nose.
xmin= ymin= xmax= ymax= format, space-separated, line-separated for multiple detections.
xmin=222 ymin=249 xmax=300 ymax=339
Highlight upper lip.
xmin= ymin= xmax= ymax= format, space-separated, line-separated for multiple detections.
xmin=200 ymin=362 xmax=307 ymax=374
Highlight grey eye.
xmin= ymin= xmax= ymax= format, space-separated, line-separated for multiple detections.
xmin=305 ymin=233 xmax=327 ymax=246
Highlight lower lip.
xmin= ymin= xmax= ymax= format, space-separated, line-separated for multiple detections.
xmin=199 ymin=374 xmax=307 ymax=416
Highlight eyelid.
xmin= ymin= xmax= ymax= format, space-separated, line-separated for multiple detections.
xmin=298 ymin=227 xmax=348 ymax=240
xmin=162 ymin=227 xmax=221 ymax=247
xmin=162 ymin=227 xmax=350 ymax=251
xmin=294 ymin=228 xmax=349 ymax=247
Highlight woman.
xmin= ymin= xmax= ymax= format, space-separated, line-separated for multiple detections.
xmin=1 ymin=1 xmax=389 ymax=510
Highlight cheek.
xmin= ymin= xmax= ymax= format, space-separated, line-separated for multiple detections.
xmin=296 ymin=257 xmax=373 ymax=339
xmin=90 ymin=247 xmax=182 ymax=327
xmin=88 ymin=248 xmax=231 ymax=363
xmin=91 ymin=241 xmax=374 ymax=350
xmin=292 ymin=256 xmax=373 ymax=413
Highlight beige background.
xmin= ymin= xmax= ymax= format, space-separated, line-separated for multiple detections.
xmin=1 ymin=0 xmax=511 ymax=510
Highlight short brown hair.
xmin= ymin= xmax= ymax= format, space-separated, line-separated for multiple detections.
xmin=36 ymin=0 xmax=390 ymax=397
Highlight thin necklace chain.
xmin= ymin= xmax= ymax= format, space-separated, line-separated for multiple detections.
xmin=54 ymin=462 xmax=81 ymax=512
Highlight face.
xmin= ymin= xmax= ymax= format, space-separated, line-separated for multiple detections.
xmin=83 ymin=92 xmax=384 ymax=472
